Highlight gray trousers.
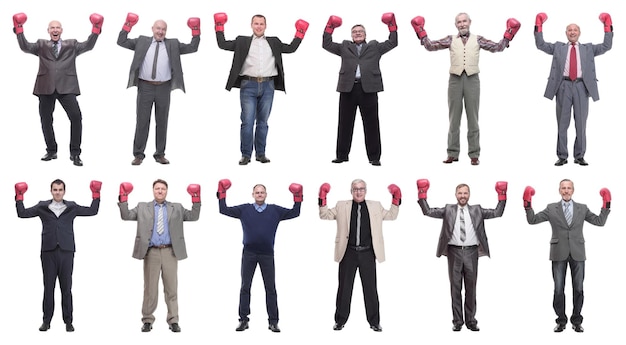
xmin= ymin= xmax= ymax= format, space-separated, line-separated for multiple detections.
xmin=142 ymin=246 xmax=178 ymax=324
xmin=447 ymin=72 xmax=480 ymax=158
xmin=134 ymin=80 xmax=171 ymax=159
xmin=447 ymin=245 xmax=479 ymax=327
xmin=555 ymin=79 xmax=589 ymax=159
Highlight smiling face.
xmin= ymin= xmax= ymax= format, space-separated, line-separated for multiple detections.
xmin=50 ymin=182 xmax=65 ymax=202
xmin=455 ymin=185 xmax=470 ymax=207
xmin=351 ymin=180 xmax=367 ymax=203
xmin=48 ymin=20 xmax=63 ymax=41
xmin=153 ymin=182 xmax=168 ymax=204
xmin=252 ymin=185 xmax=267 ymax=205
xmin=455 ymin=13 xmax=471 ymax=36
xmin=566 ymin=24 xmax=580 ymax=43
xmin=152 ymin=20 xmax=167 ymax=41
xmin=351 ymin=25 xmax=366 ymax=44
xmin=559 ymin=180 xmax=575 ymax=201
xmin=251 ymin=16 xmax=266 ymax=37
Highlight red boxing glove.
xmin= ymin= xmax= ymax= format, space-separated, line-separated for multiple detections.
xmin=416 ymin=179 xmax=430 ymax=200
xmin=411 ymin=16 xmax=427 ymax=39
xmin=599 ymin=13 xmax=612 ymax=32
xmin=119 ymin=182 xmax=134 ymax=203
xmin=187 ymin=184 xmax=201 ymax=203
xmin=381 ymin=12 xmax=397 ymax=32
xmin=289 ymin=183 xmax=303 ymax=203
xmin=122 ymin=12 xmax=139 ymax=32
xmin=295 ymin=19 xmax=309 ymax=39
xmin=214 ymin=12 xmax=227 ymax=32
xmin=504 ymin=18 xmax=521 ymax=40
xmin=325 ymin=15 xmax=342 ymax=34
xmin=217 ymin=179 xmax=231 ymax=200
xmin=535 ymin=13 xmax=547 ymax=32
xmin=318 ymin=183 xmax=331 ymax=207
xmin=90 ymin=180 xmax=102 ymax=199
xmin=523 ymin=186 xmax=535 ymax=209
xmin=13 ymin=13 xmax=27 ymax=34
xmin=600 ymin=188 xmax=611 ymax=209
xmin=188 ymin=17 xmax=200 ymax=36
xmin=90 ymin=13 xmax=104 ymax=35
xmin=388 ymin=184 xmax=402 ymax=206
xmin=15 ymin=182 xmax=28 ymax=201
xmin=495 ymin=181 xmax=508 ymax=201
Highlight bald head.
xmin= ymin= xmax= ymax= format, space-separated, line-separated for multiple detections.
xmin=152 ymin=20 xmax=167 ymax=41
xmin=48 ymin=20 xmax=63 ymax=41
xmin=566 ymin=23 xmax=580 ymax=43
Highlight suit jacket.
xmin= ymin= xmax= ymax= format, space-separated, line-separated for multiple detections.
xmin=118 ymin=201 xmax=200 ymax=260
xmin=526 ymin=201 xmax=609 ymax=261
xmin=535 ymin=31 xmax=613 ymax=102
xmin=17 ymin=33 xmax=98 ymax=96
xmin=323 ymin=31 xmax=397 ymax=93
xmin=320 ymin=200 xmax=399 ymax=263
xmin=16 ymin=198 xmax=100 ymax=252
xmin=117 ymin=30 xmax=200 ymax=92
xmin=216 ymin=32 xmax=301 ymax=91
xmin=419 ymin=199 xmax=505 ymax=258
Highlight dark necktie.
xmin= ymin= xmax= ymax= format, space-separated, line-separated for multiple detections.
xmin=459 ymin=208 xmax=466 ymax=242
xmin=53 ymin=41 xmax=59 ymax=58
xmin=152 ymin=41 xmax=160 ymax=80
xmin=569 ymin=43 xmax=577 ymax=81
xmin=356 ymin=203 xmax=362 ymax=246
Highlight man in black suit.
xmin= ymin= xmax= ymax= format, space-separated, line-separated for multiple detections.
xmin=322 ymin=13 xmax=398 ymax=166
xmin=417 ymin=180 xmax=506 ymax=332
xmin=15 ymin=179 xmax=101 ymax=332
xmin=118 ymin=13 xmax=201 ymax=166
xmin=215 ymin=13 xmax=307 ymax=165
xmin=13 ymin=13 xmax=103 ymax=166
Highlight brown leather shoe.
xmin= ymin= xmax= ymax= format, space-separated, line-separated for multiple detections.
xmin=470 ymin=158 xmax=480 ymax=166
xmin=154 ymin=156 xmax=170 ymax=164
xmin=443 ymin=156 xmax=459 ymax=164
xmin=131 ymin=156 xmax=143 ymax=165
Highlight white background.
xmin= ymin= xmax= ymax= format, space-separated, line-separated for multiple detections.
xmin=2 ymin=0 xmax=623 ymax=344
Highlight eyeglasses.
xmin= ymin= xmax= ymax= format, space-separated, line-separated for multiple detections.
xmin=351 ymin=30 xmax=365 ymax=34
xmin=351 ymin=188 xmax=366 ymax=193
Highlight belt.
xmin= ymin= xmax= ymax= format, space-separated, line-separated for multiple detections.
xmin=563 ymin=77 xmax=583 ymax=82
xmin=242 ymin=75 xmax=274 ymax=82
xmin=150 ymin=244 xmax=172 ymax=249
xmin=448 ymin=244 xmax=477 ymax=250
xmin=139 ymin=79 xmax=169 ymax=86
xmin=348 ymin=245 xmax=371 ymax=252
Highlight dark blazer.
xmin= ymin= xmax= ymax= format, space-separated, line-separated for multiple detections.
xmin=323 ymin=31 xmax=397 ymax=93
xmin=118 ymin=201 xmax=200 ymax=260
xmin=16 ymin=199 xmax=100 ymax=252
xmin=535 ymin=31 xmax=612 ymax=102
xmin=526 ymin=201 xmax=609 ymax=261
xmin=17 ymin=33 xmax=98 ymax=96
xmin=216 ymin=32 xmax=301 ymax=91
xmin=117 ymin=30 xmax=200 ymax=92
xmin=419 ymin=199 xmax=505 ymax=258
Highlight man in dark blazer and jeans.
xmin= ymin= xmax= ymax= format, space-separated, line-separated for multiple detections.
xmin=323 ymin=13 xmax=398 ymax=166
xmin=15 ymin=179 xmax=101 ymax=332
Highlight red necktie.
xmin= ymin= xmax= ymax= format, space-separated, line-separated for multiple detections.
xmin=569 ymin=43 xmax=577 ymax=81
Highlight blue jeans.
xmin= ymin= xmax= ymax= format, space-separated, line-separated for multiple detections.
xmin=552 ymin=256 xmax=585 ymax=325
xmin=239 ymin=79 xmax=274 ymax=158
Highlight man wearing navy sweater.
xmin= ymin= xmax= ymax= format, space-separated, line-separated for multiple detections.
xmin=217 ymin=179 xmax=302 ymax=333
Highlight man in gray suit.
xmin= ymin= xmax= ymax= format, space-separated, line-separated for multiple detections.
xmin=13 ymin=13 xmax=103 ymax=166
xmin=323 ymin=14 xmax=398 ymax=166
xmin=118 ymin=179 xmax=201 ymax=333
xmin=418 ymin=180 xmax=506 ymax=331
xmin=117 ymin=13 xmax=200 ymax=166
xmin=524 ymin=179 xmax=611 ymax=333
xmin=535 ymin=13 xmax=613 ymax=166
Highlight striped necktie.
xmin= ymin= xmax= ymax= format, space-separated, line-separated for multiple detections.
xmin=459 ymin=208 xmax=466 ymax=242
xmin=157 ymin=204 xmax=164 ymax=235
xmin=564 ymin=202 xmax=572 ymax=226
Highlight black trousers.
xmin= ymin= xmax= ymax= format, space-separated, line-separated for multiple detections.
xmin=38 ymin=92 xmax=82 ymax=156
xmin=335 ymin=247 xmax=379 ymax=326
xmin=447 ymin=245 xmax=479 ymax=327
xmin=336 ymin=83 xmax=381 ymax=161
xmin=41 ymin=247 xmax=74 ymax=324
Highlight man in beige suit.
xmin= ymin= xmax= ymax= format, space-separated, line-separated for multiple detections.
xmin=118 ymin=179 xmax=201 ymax=333
xmin=319 ymin=179 xmax=401 ymax=332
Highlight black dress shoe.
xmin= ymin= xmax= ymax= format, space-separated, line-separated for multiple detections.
xmin=554 ymin=323 xmax=566 ymax=332
xmin=268 ymin=323 xmax=281 ymax=332
xmin=470 ymin=157 xmax=480 ymax=166
xmin=39 ymin=322 xmax=51 ymax=331
xmin=554 ymin=158 xmax=568 ymax=166
xmin=66 ymin=323 xmax=75 ymax=332
xmin=141 ymin=322 xmax=152 ymax=332
xmin=467 ymin=324 xmax=480 ymax=331
xmin=169 ymin=323 xmax=181 ymax=332
xmin=235 ymin=320 xmax=249 ymax=331
xmin=452 ymin=324 xmax=462 ymax=331
xmin=239 ymin=156 xmax=251 ymax=165
xmin=443 ymin=156 xmax=459 ymax=164
xmin=256 ymin=155 xmax=271 ymax=163
xmin=370 ymin=160 xmax=381 ymax=166
xmin=574 ymin=157 xmax=589 ymax=166
xmin=572 ymin=324 xmax=584 ymax=332
xmin=333 ymin=323 xmax=344 ymax=331
xmin=370 ymin=324 xmax=382 ymax=332
xmin=131 ymin=156 xmax=144 ymax=165
xmin=154 ymin=156 xmax=170 ymax=164
xmin=332 ymin=158 xmax=348 ymax=163
xmin=41 ymin=153 xmax=57 ymax=161
xmin=70 ymin=155 xmax=83 ymax=166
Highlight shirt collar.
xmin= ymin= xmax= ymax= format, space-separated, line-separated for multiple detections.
xmin=254 ymin=203 xmax=267 ymax=212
